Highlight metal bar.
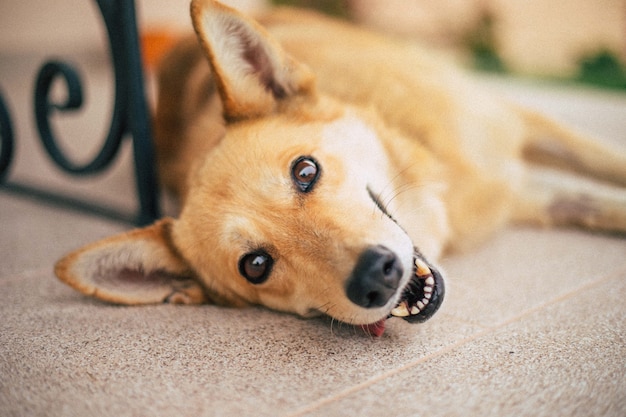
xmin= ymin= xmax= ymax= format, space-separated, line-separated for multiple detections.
xmin=1 ymin=181 xmax=135 ymax=224
xmin=0 ymin=91 xmax=14 ymax=182
xmin=113 ymin=0 xmax=161 ymax=225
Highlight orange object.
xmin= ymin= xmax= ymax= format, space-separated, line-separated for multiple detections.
xmin=141 ymin=29 xmax=179 ymax=70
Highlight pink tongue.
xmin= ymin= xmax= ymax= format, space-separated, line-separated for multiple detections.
xmin=360 ymin=319 xmax=386 ymax=337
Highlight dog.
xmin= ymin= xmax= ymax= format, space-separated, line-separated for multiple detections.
xmin=55 ymin=0 xmax=626 ymax=336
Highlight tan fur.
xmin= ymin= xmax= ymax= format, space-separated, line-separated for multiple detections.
xmin=55 ymin=0 xmax=626 ymax=330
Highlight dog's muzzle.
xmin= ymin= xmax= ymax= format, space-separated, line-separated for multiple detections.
xmin=352 ymin=248 xmax=445 ymax=337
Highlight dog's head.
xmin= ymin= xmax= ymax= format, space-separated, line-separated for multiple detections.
xmin=55 ymin=0 xmax=445 ymax=336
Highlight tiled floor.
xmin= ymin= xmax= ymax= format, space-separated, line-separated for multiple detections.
xmin=1 ymin=24 xmax=626 ymax=417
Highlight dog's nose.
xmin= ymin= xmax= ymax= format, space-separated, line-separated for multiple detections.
xmin=346 ymin=245 xmax=403 ymax=308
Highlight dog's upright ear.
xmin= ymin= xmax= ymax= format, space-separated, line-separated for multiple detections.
xmin=55 ymin=218 xmax=208 ymax=305
xmin=190 ymin=0 xmax=315 ymax=120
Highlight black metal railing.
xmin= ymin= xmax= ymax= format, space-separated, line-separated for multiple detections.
xmin=0 ymin=0 xmax=160 ymax=226
xmin=0 ymin=91 xmax=14 ymax=183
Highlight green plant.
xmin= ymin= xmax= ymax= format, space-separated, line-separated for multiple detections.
xmin=463 ymin=10 xmax=507 ymax=73
xmin=271 ymin=0 xmax=349 ymax=18
xmin=577 ymin=50 xmax=626 ymax=90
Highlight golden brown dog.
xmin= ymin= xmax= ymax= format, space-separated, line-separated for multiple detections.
xmin=55 ymin=0 xmax=626 ymax=336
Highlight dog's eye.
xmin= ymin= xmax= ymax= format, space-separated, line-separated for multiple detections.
xmin=291 ymin=156 xmax=320 ymax=193
xmin=239 ymin=251 xmax=273 ymax=284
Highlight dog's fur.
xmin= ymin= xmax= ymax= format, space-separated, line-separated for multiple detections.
xmin=55 ymin=0 xmax=626 ymax=335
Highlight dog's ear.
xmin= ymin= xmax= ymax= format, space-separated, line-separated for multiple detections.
xmin=190 ymin=0 xmax=315 ymax=120
xmin=55 ymin=218 xmax=208 ymax=305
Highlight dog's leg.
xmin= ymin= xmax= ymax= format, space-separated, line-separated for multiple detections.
xmin=513 ymin=166 xmax=626 ymax=234
xmin=521 ymin=109 xmax=626 ymax=187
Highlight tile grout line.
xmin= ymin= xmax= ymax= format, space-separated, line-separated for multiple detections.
xmin=284 ymin=265 xmax=626 ymax=417
xmin=284 ymin=326 xmax=496 ymax=417
xmin=490 ymin=264 xmax=626 ymax=329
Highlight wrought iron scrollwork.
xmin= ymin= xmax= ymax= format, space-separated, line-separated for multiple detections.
xmin=2 ymin=0 xmax=160 ymax=225
xmin=34 ymin=61 xmax=126 ymax=174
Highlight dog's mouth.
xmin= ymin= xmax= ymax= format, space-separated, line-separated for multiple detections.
xmin=390 ymin=253 xmax=445 ymax=322
xmin=361 ymin=251 xmax=445 ymax=337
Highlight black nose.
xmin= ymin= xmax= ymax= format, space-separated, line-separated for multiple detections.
xmin=346 ymin=245 xmax=403 ymax=308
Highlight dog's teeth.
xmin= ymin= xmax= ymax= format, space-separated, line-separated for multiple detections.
xmin=391 ymin=302 xmax=410 ymax=317
xmin=396 ymin=259 xmax=437 ymax=318
xmin=414 ymin=258 xmax=431 ymax=277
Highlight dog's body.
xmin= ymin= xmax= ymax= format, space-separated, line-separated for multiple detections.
xmin=56 ymin=0 xmax=626 ymax=336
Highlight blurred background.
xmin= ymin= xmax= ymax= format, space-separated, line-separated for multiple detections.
xmin=0 ymin=0 xmax=624 ymax=219
xmin=1 ymin=0 xmax=625 ymax=88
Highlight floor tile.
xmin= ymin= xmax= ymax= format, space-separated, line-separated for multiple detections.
xmin=0 ymin=265 xmax=481 ymax=417
xmin=440 ymin=227 xmax=626 ymax=327
xmin=0 ymin=193 xmax=127 ymax=276
xmin=294 ymin=269 xmax=626 ymax=417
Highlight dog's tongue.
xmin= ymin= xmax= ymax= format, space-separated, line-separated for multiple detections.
xmin=360 ymin=319 xmax=386 ymax=337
